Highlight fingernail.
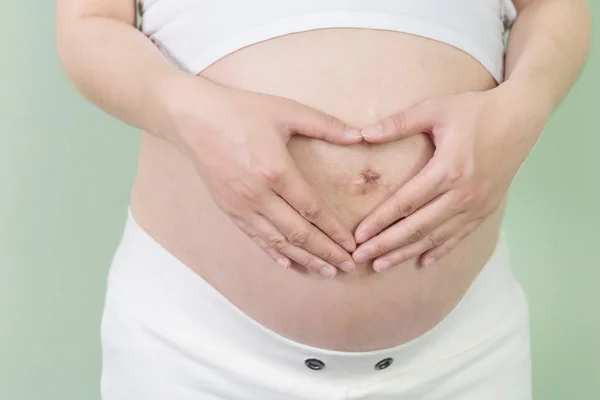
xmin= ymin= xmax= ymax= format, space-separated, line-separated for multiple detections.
xmin=339 ymin=261 xmax=355 ymax=273
xmin=319 ymin=266 xmax=336 ymax=279
xmin=277 ymin=258 xmax=290 ymax=269
xmin=341 ymin=240 xmax=356 ymax=252
xmin=353 ymin=252 xmax=370 ymax=264
xmin=355 ymin=230 xmax=369 ymax=244
xmin=361 ymin=124 xmax=383 ymax=139
xmin=424 ymin=257 xmax=436 ymax=268
xmin=344 ymin=128 xmax=362 ymax=140
xmin=375 ymin=260 xmax=391 ymax=273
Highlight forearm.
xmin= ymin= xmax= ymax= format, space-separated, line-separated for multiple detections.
xmin=486 ymin=0 xmax=592 ymax=166
xmin=499 ymin=0 xmax=592 ymax=117
xmin=56 ymin=12 xmax=217 ymax=142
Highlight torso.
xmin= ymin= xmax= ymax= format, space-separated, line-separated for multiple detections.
xmin=130 ymin=28 xmax=507 ymax=352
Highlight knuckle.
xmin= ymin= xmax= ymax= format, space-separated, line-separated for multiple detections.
xmin=444 ymin=159 xmax=475 ymax=187
xmin=266 ymin=235 xmax=287 ymax=251
xmin=231 ymin=181 xmax=260 ymax=203
xmin=247 ymin=231 xmax=261 ymax=241
xmin=374 ymin=242 xmax=389 ymax=257
xmin=224 ymin=207 xmax=244 ymax=221
xmin=300 ymin=202 xmax=322 ymax=222
xmin=289 ymin=230 xmax=311 ymax=246
xmin=408 ymin=227 xmax=426 ymax=242
xmin=390 ymin=112 xmax=407 ymax=132
xmin=319 ymin=250 xmax=334 ymax=263
xmin=258 ymin=166 xmax=285 ymax=185
xmin=394 ymin=200 xmax=414 ymax=217
xmin=321 ymin=113 xmax=337 ymax=130
xmin=443 ymin=168 xmax=464 ymax=186
xmin=299 ymin=255 xmax=316 ymax=270
xmin=460 ymin=188 xmax=477 ymax=207
xmin=427 ymin=231 xmax=446 ymax=247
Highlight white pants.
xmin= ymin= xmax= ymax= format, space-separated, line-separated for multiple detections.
xmin=101 ymin=207 xmax=532 ymax=399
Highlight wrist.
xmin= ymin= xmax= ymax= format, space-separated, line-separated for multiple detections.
xmin=485 ymin=78 xmax=552 ymax=166
xmin=146 ymin=70 xmax=189 ymax=142
xmin=151 ymin=71 xmax=229 ymax=146
xmin=492 ymin=75 xmax=555 ymax=124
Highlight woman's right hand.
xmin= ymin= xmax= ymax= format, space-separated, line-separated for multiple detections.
xmin=164 ymin=76 xmax=361 ymax=278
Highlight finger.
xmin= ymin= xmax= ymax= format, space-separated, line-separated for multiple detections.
xmin=285 ymin=101 xmax=363 ymax=145
xmin=261 ymin=194 xmax=356 ymax=273
xmin=361 ymin=100 xmax=435 ymax=143
xmin=255 ymin=235 xmax=292 ymax=268
xmin=353 ymin=193 xmax=460 ymax=264
xmin=265 ymin=247 xmax=291 ymax=268
xmin=371 ymin=214 xmax=471 ymax=273
xmin=282 ymin=245 xmax=339 ymax=279
xmin=235 ymin=217 xmax=291 ymax=268
xmin=354 ymin=159 xmax=444 ymax=244
xmin=419 ymin=220 xmax=482 ymax=266
xmin=274 ymin=164 xmax=357 ymax=253
xmin=248 ymin=215 xmax=339 ymax=279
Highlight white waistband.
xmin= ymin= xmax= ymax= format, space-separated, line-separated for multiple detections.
xmin=104 ymin=206 xmax=526 ymax=386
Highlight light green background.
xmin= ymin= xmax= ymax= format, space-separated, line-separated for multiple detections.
xmin=1 ymin=2 xmax=598 ymax=399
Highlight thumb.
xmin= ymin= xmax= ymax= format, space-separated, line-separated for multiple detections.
xmin=285 ymin=102 xmax=363 ymax=145
xmin=361 ymin=101 xmax=435 ymax=143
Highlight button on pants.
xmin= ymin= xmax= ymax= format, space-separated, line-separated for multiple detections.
xmin=101 ymin=207 xmax=532 ymax=400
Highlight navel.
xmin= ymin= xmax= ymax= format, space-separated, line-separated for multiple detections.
xmin=361 ymin=168 xmax=380 ymax=183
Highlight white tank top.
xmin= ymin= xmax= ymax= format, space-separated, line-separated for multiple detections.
xmin=140 ymin=0 xmax=517 ymax=83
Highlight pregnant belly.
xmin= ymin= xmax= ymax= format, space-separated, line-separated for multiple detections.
xmin=131 ymin=28 xmax=507 ymax=351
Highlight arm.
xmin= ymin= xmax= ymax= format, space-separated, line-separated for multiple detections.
xmin=505 ymin=0 xmax=592 ymax=109
xmin=56 ymin=0 xmax=193 ymax=142
xmin=57 ymin=0 xmax=362 ymax=278
xmin=351 ymin=0 xmax=592 ymax=271
xmin=495 ymin=0 xmax=593 ymax=163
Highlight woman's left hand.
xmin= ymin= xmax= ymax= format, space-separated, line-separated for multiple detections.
xmin=352 ymin=88 xmax=544 ymax=272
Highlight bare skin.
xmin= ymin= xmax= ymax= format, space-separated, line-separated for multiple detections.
xmin=57 ymin=0 xmax=591 ymax=352
xmin=131 ymin=29 xmax=505 ymax=351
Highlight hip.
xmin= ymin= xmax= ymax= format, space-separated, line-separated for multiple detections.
xmin=101 ymin=204 xmax=531 ymax=399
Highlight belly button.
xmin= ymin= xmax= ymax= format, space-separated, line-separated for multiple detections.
xmin=349 ymin=168 xmax=382 ymax=195
xmin=361 ymin=168 xmax=380 ymax=183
